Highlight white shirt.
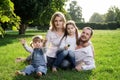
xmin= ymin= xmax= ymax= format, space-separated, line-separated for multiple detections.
xmin=45 ymin=30 xmax=63 ymax=58
xmin=59 ymin=36 xmax=76 ymax=50
xmin=74 ymin=45 xmax=95 ymax=70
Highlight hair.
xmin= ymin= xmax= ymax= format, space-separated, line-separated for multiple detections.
xmin=49 ymin=12 xmax=66 ymax=31
xmin=30 ymin=35 xmax=46 ymax=47
xmin=32 ymin=35 xmax=43 ymax=42
xmin=61 ymin=20 xmax=79 ymax=44
xmin=77 ymin=27 xmax=93 ymax=45
xmin=83 ymin=27 xmax=93 ymax=36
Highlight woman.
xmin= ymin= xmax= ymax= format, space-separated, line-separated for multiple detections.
xmin=45 ymin=12 xmax=66 ymax=68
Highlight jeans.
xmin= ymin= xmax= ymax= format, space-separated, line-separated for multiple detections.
xmin=22 ymin=65 xmax=47 ymax=75
xmin=53 ymin=50 xmax=75 ymax=69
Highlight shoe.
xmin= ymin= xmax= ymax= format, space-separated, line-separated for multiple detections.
xmin=16 ymin=71 xmax=26 ymax=76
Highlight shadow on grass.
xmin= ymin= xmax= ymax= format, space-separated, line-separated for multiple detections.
xmin=0 ymin=30 xmax=46 ymax=47
xmin=13 ymin=69 xmax=93 ymax=80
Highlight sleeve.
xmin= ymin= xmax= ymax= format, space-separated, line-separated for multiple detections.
xmin=42 ymin=47 xmax=47 ymax=53
xmin=44 ymin=54 xmax=47 ymax=63
xmin=45 ymin=30 xmax=51 ymax=48
xmin=23 ymin=43 xmax=33 ymax=53
xmin=81 ymin=63 xmax=96 ymax=70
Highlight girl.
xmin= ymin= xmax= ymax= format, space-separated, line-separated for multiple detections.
xmin=52 ymin=20 xmax=80 ymax=72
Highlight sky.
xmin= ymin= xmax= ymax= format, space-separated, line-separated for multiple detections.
xmin=65 ymin=0 xmax=120 ymax=22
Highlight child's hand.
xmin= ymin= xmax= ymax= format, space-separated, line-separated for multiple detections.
xmin=20 ymin=39 xmax=26 ymax=45
xmin=64 ymin=44 xmax=70 ymax=50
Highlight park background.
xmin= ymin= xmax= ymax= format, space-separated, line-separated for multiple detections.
xmin=0 ymin=0 xmax=120 ymax=80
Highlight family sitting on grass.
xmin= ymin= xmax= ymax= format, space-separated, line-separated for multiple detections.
xmin=15 ymin=12 xmax=96 ymax=77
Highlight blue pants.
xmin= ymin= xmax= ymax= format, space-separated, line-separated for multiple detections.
xmin=53 ymin=50 xmax=75 ymax=69
xmin=22 ymin=65 xmax=47 ymax=75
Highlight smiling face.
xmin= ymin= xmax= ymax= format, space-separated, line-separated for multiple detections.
xmin=80 ymin=28 xmax=92 ymax=42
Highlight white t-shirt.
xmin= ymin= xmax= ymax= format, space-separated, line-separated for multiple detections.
xmin=59 ymin=36 xmax=76 ymax=50
xmin=74 ymin=45 xmax=95 ymax=70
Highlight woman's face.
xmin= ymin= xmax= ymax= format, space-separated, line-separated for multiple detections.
xmin=54 ymin=16 xmax=64 ymax=29
xmin=67 ymin=24 xmax=76 ymax=36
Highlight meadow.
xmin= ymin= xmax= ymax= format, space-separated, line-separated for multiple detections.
xmin=0 ymin=29 xmax=120 ymax=80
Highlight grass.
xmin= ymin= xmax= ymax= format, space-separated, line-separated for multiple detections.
xmin=0 ymin=29 xmax=120 ymax=80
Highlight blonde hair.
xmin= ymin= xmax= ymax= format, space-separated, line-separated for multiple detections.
xmin=32 ymin=35 xmax=43 ymax=42
xmin=49 ymin=12 xmax=66 ymax=31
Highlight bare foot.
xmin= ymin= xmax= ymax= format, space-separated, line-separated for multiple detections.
xmin=15 ymin=71 xmax=26 ymax=76
xmin=75 ymin=66 xmax=82 ymax=71
xmin=37 ymin=72 xmax=42 ymax=77
xmin=52 ymin=67 xmax=57 ymax=72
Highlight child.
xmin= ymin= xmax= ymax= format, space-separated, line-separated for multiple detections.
xmin=52 ymin=20 xmax=79 ymax=72
xmin=16 ymin=35 xmax=47 ymax=77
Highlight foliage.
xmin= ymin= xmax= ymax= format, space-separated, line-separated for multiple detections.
xmin=89 ymin=13 xmax=105 ymax=23
xmin=105 ymin=6 xmax=120 ymax=22
xmin=76 ymin=22 xmax=120 ymax=30
xmin=67 ymin=1 xmax=84 ymax=23
xmin=0 ymin=26 xmax=5 ymax=38
xmin=37 ymin=0 xmax=67 ymax=27
xmin=0 ymin=30 xmax=120 ymax=80
xmin=0 ymin=0 xmax=20 ymax=37
xmin=12 ymin=0 xmax=67 ymax=34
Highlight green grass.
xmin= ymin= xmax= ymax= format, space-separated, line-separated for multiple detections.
xmin=0 ymin=30 xmax=120 ymax=80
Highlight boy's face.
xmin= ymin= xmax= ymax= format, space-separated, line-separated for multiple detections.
xmin=32 ymin=41 xmax=43 ymax=48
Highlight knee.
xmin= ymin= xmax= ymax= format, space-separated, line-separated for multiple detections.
xmin=60 ymin=59 xmax=71 ymax=69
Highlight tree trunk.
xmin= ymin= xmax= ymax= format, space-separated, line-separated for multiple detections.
xmin=18 ymin=24 xmax=27 ymax=35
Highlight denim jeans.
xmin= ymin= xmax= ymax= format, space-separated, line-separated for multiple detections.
xmin=22 ymin=65 xmax=47 ymax=75
xmin=53 ymin=50 xmax=75 ymax=69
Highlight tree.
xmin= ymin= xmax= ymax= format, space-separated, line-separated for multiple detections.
xmin=67 ymin=1 xmax=84 ymax=23
xmin=0 ymin=0 xmax=20 ymax=38
xmin=12 ymin=0 xmax=68 ymax=34
xmin=12 ymin=0 xmax=51 ymax=34
xmin=37 ymin=0 xmax=67 ymax=29
xmin=105 ymin=6 xmax=120 ymax=22
xmin=89 ymin=13 xmax=104 ymax=23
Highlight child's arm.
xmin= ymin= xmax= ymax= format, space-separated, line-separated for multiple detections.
xmin=20 ymin=39 xmax=33 ymax=53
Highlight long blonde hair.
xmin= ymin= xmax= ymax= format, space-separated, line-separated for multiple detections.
xmin=49 ymin=12 xmax=66 ymax=31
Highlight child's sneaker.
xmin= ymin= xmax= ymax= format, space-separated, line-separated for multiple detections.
xmin=16 ymin=71 xmax=26 ymax=76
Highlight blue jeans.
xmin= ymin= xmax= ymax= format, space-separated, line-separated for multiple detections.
xmin=22 ymin=65 xmax=47 ymax=75
xmin=53 ymin=50 xmax=75 ymax=69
